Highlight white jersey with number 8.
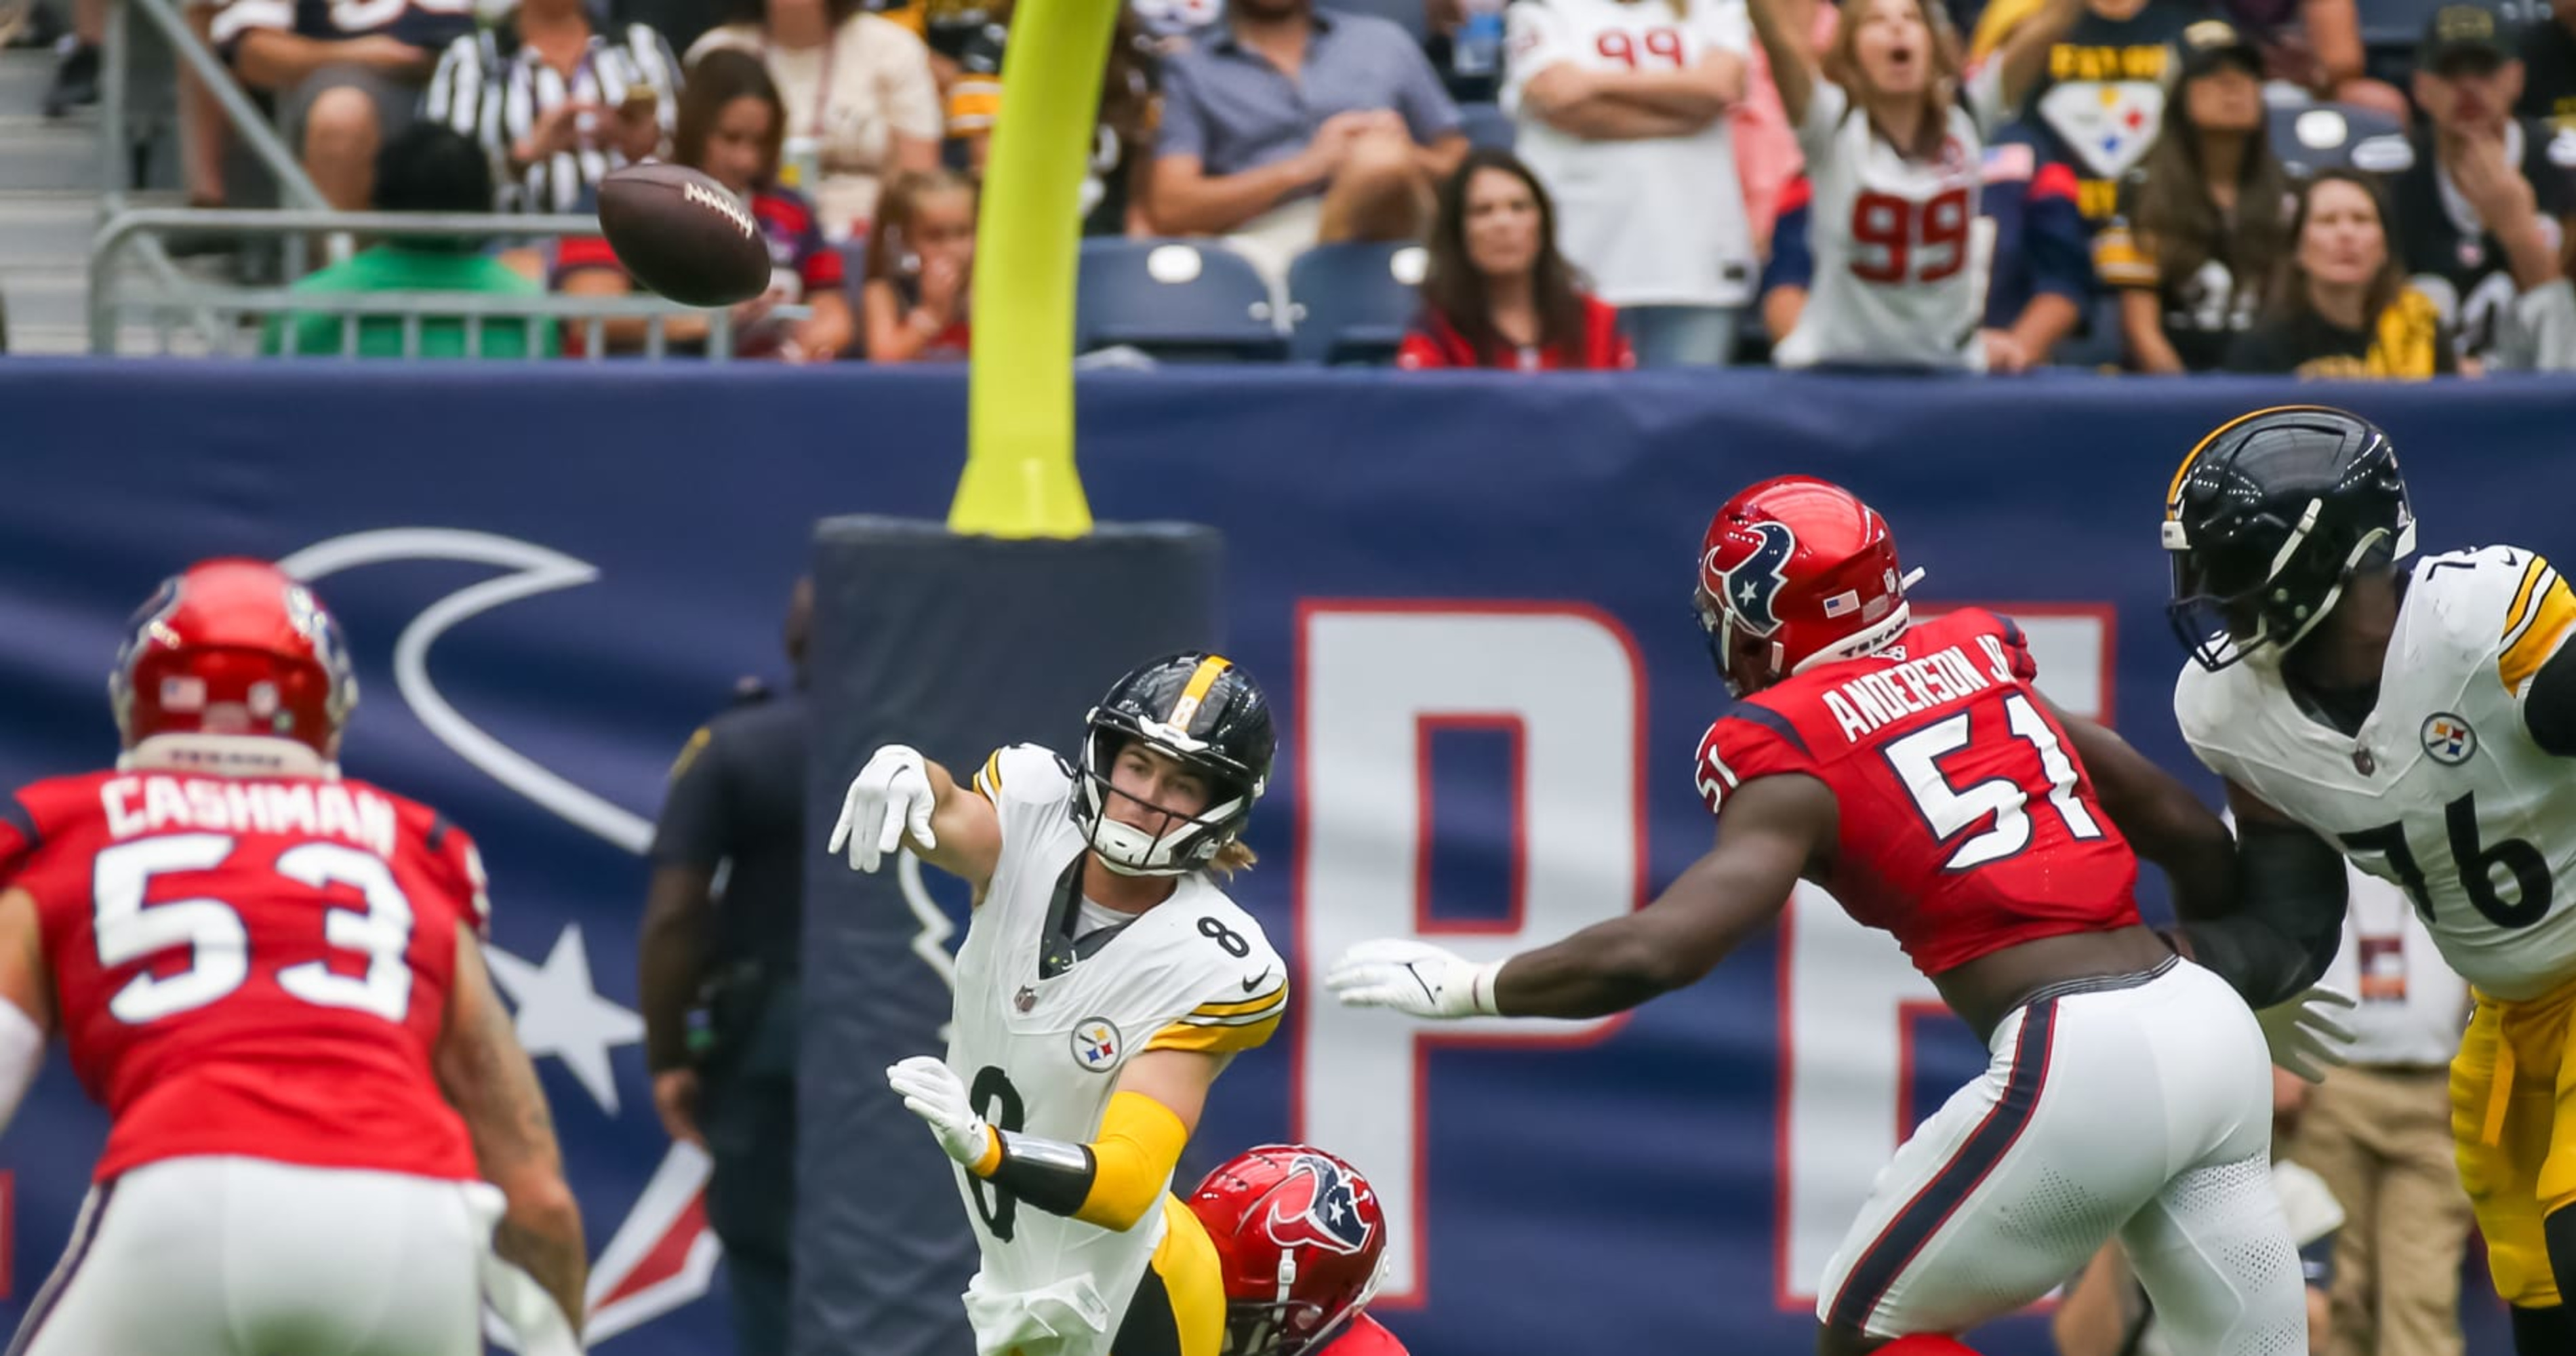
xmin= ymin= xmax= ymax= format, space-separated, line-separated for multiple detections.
xmin=1773 ymin=67 xmax=2005 ymax=371
xmin=945 ymin=744 xmax=1287 ymax=1356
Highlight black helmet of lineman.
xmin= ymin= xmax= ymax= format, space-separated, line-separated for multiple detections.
xmin=1070 ymin=653 xmax=1276 ymax=877
xmin=2162 ymin=405 xmax=2415 ymax=672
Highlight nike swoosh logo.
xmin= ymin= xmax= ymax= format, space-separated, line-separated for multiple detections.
xmin=1242 ymin=971 xmax=1271 ymax=993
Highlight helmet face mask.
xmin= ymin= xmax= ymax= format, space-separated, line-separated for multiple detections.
xmin=1069 ymin=654 xmax=1275 ymax=877
xmin=2162 ymin=406 xmax=2414 ymax=673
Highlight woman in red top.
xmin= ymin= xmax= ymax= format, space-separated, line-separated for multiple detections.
xmin=1398 ymin=149 xmax=1634 ymax=372
xmin=556 ymin=49 xmax=856 ymax=361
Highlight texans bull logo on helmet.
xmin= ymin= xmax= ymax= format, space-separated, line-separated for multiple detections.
xmin=1708 ymin=520 xmax=1798 ymax=635
xmin=1261 ymin=1154 xmax=1377 ymax=1256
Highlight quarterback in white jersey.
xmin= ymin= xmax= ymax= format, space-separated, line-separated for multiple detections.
xmin=829 ymin=654 xmax=1287 ymax=1356
xmin=2160 ymin=406 xmax=2576 ymax=1353
xmin=1748 ymin=0 xmax=2076 ymax=370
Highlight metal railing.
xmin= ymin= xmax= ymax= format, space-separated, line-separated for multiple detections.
xmin=92 ymin=209 xmax=747 ymax=359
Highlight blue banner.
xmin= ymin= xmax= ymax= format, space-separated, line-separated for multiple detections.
xmin=0 ymin=363 xmax=2545 ymax=1354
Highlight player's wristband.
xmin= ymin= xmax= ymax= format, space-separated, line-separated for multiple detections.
xmin=1468 ymin=960 xmax=1506 ymax=1017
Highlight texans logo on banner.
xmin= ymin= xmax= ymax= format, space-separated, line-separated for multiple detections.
xmin=1262 ymin=1156 xmax=1376 ymax=1256
xmin=2038 ymin=80 xmax=2166 ymax=180
xmin=275 ymin=528 xmax=723 ymax=1349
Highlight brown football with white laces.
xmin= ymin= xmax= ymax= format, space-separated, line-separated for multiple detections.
xmin=595 ymin=163 xmax=772 ymax=308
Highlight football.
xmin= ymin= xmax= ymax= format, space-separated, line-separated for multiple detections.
xmin=595 ymin=163 xmax=772 ymax=308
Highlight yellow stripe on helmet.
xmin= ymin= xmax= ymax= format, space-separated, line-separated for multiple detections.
xmin=1163 ymin=655 xmax=1232 ymax=733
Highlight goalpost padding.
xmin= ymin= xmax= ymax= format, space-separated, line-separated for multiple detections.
xmin=792 ymin=516 xmax=1224 ymax=1356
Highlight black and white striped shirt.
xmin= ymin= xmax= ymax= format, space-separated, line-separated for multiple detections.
xmin=423 ymin=19 xmax=681 ymax=214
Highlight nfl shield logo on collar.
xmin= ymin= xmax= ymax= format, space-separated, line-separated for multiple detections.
xmin=1014 ymin=986 xmax=1037 ymax=1013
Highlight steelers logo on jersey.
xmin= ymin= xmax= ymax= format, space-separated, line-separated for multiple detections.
xmin=2422 ymin=712 xmax=2478 ymax=766
xmin=1070 ymin=1017 xmax=1124 ymax=1073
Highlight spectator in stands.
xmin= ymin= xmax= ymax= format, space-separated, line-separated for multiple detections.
xmin=1150 ymin=0 xmax=1470 ymax=285
xmin=687 ymin=0 xmax=944 ymax=241
xmin=2396 ymin=3 xmax=2575 ymax=372
xmin=1502 ymin=0 xmax=1756 ymax=366
xmin=2211 ymin=0 xmax=2407 ymax=123
xmin=214 ymin=0 xmax=472 ymax=212
xmin=2055 ymin=1068 xmax=2344 ymax=1356
xmin=2518 ymin=0 xmax=2576 ymax=132
xmin=1749 ymin=0 xmax=2075 ymax=370
xmin=944 ymin=4 xmax=1160 ymax=235
xmin=263 ymin=124 xmax=559 ymax=358
xmin=2093 ymin=19 xmax=2296 ymax=372
xmin=1732 ymin=0 xmax=1837 ymax=256
xmin=860 ymin=168 xmax=975 ymax=361
xmin=1968 ymin=0 xmax=2208 ymax=227
xmin=1396 ymin=148 xmax=1635 ymax=368
xmin=424 ymin=0 xmax=680 ymax=216
xmin=2291 ymin=871 xmax=2474 ymax=1356
xmin=1763 ymin=129 xmax=2093 ymax=370
xmin=42 ymin=0 xmax=97 ymax=118
xmin=2226 ymin=168 xmax=2459 ymax=375
xmin=557 ymin=51 xmax=854 ymax=361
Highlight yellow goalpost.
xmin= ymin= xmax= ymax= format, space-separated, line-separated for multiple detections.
xmin=945 ymin=0 xmax=1124 ymax=538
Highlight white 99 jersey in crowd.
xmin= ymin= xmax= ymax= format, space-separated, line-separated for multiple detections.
xmin=1772 ymin=66 xmax=2007 ymax=371
xmin=2178 ymin=545 xmax=2576 ymax=1000
xmin=946 ymin=745 xmax=1286 ymax=1356
xmin=1502 ymin=0 xmax=1757 ymax=310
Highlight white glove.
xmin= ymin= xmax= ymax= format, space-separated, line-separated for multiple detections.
xmin=1325 ymin=939 xmax=1504 ymax=1019
xmin=2256 ymin=985 xmax=2358 ymax=1083
xmin=886 ymin=1054 xmax=993 ymax=1167
xmin=827 ymin=744 xmax=938 ymax=873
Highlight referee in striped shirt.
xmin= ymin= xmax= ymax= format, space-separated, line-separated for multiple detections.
xmin=423 ymin=0 xmax=681 ymax=214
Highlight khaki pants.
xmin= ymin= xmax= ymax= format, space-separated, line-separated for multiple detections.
xmin=2291 ymin=1063 xmax=2476 ymax=1356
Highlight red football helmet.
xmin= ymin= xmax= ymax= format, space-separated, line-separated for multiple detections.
xmin=110 ymin=559 xmax=357 ymax=761
xmin=1186 ymin=1145 xmax=1388 ymax=1356
xmin=1696 ymin=477 xmax=1910 ymax=697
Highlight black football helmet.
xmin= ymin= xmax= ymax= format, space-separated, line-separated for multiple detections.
xmin=2162 ymin=405 xmax=2415 ymax=671
xmin=1070 ymin=653 xmax=1275 ymax=876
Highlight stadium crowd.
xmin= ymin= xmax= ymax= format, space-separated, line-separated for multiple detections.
xmin=27 ymin=0 xmax=2576 ymax=365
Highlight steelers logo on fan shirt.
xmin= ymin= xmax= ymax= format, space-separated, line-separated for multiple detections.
xmin=2422 ymin=712 xmax=2477 ymax=765
xmin=1071 ymin=1017 xmax=1124 ymax=1073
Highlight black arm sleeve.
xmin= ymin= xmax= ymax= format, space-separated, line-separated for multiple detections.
xmin=986 ymin=1132 xmax=1098 ymax=1218
xmin=2171 ymin=820 xmax=2349 ymax=1009
xmin=2524 ymin=639 xmax=2576 ymax=757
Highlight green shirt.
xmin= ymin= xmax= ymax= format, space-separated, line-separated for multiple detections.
xmin=264 ymin=245 xmax=561 ymax=359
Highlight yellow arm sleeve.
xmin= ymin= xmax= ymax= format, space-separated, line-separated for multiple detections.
xmin=1072 ymin=1090 xmax=1189 ymax=1230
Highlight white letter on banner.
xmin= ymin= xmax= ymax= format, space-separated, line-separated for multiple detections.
xmin=1779 ymin=606 xmax=2111 ymax=1304
xmin=1296 ymin=604 xmax=1644 ymax=1304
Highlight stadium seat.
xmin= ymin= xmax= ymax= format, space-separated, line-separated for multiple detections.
xmin=1077 ymin=239 xmax=1289 ymax=363
xmin=1461 ymin=101 xmax=1516 ymax=151
xmin=1323 ymin=0 xmax=1428 ymax=41
xmin=2266 ymin=101 xmax=2414 ymax=176
xmin=1287 ymin=243 xmax=1427 ymax=364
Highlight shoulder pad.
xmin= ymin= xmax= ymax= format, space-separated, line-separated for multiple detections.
xmin=973 ymin=743 xmax=1071 ymax=805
